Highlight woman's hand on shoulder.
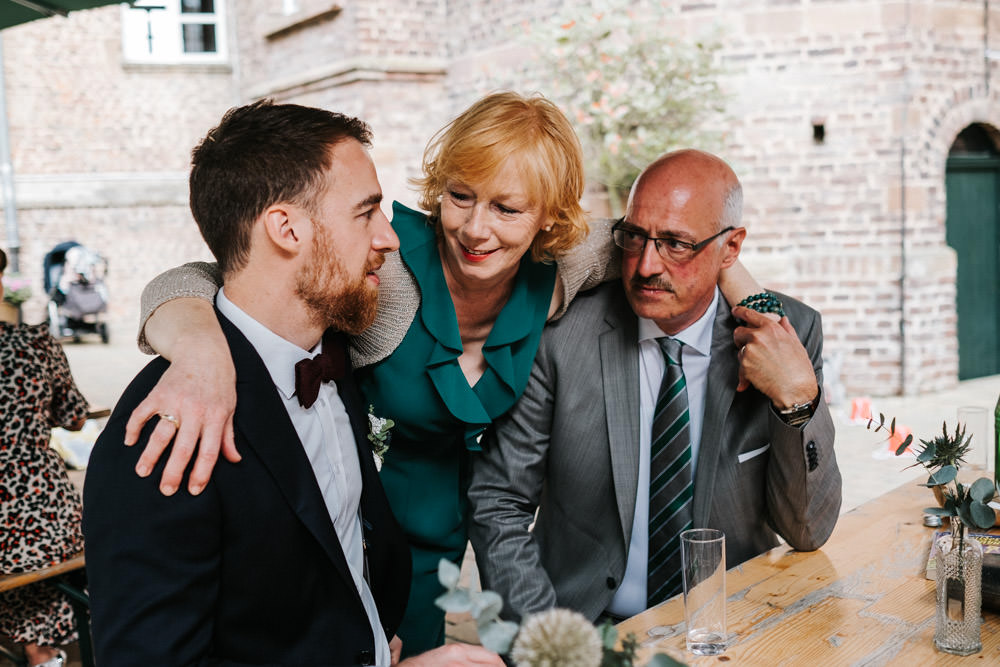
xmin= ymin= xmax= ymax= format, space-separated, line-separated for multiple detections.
xmin=124 ymin=298 xmax=239 ymax=496
xmin=720 ymin=259 xmax=781 ymax=322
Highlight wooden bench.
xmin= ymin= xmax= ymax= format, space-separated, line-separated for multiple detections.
xmin=0 ymin=552 xmax=93 ymax=667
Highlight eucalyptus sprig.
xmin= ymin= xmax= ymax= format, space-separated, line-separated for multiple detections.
xmin=866 ymin=412 xmax=913 ymax=453
xmin=435 ymin=559 xmax=519 ymax=654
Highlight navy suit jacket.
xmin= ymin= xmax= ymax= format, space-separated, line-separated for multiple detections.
xmin=83 ymin=313 xmax=410 ymax=666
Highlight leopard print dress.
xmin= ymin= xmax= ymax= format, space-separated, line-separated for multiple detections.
xmin=0 ymin=322 xmax=88 ymax=646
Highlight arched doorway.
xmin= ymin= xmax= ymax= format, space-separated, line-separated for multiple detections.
xmin=945 ymin=123 xmax=1000 ymax=380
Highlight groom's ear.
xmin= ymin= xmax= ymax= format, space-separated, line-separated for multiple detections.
xmin=261 ymin=203 xmax=309 ymax=256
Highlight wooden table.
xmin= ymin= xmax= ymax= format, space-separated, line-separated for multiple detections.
xmin=0 ymin=551 xmax=85 ymax=593
xmin=0 ymin=551 xmax=93 ymax=667
xmin=618 ymin=479 xmax=1000 ymax=665
xmin=86 ymin=407 xmax=111 ymax=420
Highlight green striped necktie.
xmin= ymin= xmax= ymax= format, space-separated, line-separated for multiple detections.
xmin=647 ymin=336 xmax=694 ymax=606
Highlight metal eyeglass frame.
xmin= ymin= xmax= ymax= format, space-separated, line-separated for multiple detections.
xmin=611 ymin=219 xmax=737 ymax=262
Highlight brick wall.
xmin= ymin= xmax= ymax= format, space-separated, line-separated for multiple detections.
xmin=4 ymin=0 xmax=997 ymax=396
xmin=14 ymin=205 xmax=213 ymax=335
xmin=411 ymin=0 xmax=999 ymax=395
xmin=1 ymin=4 xmax=231 ymax=337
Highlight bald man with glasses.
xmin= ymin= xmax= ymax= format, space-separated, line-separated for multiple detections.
xmin=468 ymin=149 xmax=841 ymax=623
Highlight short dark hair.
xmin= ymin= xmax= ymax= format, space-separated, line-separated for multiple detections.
xmin=189 ymin=99 xmax=372 ymax=273
xmin=0 ymin=248 xmax=6 ymax=274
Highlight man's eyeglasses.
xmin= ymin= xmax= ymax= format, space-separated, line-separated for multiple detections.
xmin=611 ymin=219 xmax=736 ymax=263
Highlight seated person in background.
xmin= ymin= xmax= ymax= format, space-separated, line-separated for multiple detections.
xmin=0 ymin=247 xmax=90 ymax=667
xmin=0 ymin=248 xmax=13 ymax=324
xmin=83 ymin=101 xmax=502 ymax=666
xmin=468 ymin=149 xmax=842 ymax=623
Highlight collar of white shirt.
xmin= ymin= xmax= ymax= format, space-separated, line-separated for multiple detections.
xmin=636 ymin=287 xmax=718 ymax=355
xmin=216 ymin=288 xmax=325 ymax=398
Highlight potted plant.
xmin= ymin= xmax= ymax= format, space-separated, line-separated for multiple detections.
xmin=1 ymin=274 xmax=31 ymax=323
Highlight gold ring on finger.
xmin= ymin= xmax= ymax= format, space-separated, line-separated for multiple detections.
xmin=159 ymin=413 xmax=180 ymax=430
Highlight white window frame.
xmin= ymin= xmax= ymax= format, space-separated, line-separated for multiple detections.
xmin=121 ymin=0 xmax=229 ymax=65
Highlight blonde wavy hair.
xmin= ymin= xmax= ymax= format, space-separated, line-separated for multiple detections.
xmin=413 ymin=92 xmax=587 ymax=263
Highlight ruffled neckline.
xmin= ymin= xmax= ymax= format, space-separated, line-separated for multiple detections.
xmin=392 ymin=201 xmax=555 ymax=448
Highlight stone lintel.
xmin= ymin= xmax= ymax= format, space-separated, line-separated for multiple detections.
xmin=5 ymin=173 xmax=188 ymax=209
xmin=246 ymin=56 xmax=448 ymax=99
xmin=263 ymin=3 xmax=343 ymax=40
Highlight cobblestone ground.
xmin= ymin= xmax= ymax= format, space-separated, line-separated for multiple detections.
xmin=3 ymin=333 xmax=995 ymax=664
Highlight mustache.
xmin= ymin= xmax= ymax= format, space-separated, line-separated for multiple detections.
xmin=631 ymin=275 xmax=674 ymax=292
xmin=366 ymin=254 xmax=385 ymax=273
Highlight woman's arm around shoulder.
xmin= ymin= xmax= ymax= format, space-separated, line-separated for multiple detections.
xmin=548 ymin=217 xmax=620 ymax=320
xmin=129 ymin=261 xmax=237 ymax=496
xmin=138 ymin=261 xmax=222 ymax=352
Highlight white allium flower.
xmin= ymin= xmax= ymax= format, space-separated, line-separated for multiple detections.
xmin=511 ymin=608 xmax=602 ymax=667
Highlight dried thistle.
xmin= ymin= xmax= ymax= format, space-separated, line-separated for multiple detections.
xmin=915 ymin=421 xmax=971 ymax=471
xmin=512 ymin=608 xmax=602 ymax=667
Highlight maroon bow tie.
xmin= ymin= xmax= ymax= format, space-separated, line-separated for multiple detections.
xmin=294 ymin=331 xmax=348 ymax=409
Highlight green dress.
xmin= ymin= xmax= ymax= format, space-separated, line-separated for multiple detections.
xmin=357 ymin=203 xmax=556 ymax=655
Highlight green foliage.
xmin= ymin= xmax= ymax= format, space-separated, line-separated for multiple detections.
xmin=436 ymin=561 xmax=688 ymax=665
xmin=914 ymin=422 xmax=971 ymax=471
xmin=866 ymin=413 xmax=913 ymax=454
xmin=645 ymin=655 xmax=687 ymax=667
xmin=597 ymin=622 xmax=638 ymax=667
xmin=526 ymin=0 xmax=727 ymax=215
xmin=1 ymin=274 xmax=31 ymax=306
xmin=869 ymin=417 xmax=997 ymax=530
xmin=435 ymin=558 xmax=519 ymax=654
xmin=366 ymin=405 xmax=394 ymax=466
xmin=596 ymin=622 xmax=683 ymax=667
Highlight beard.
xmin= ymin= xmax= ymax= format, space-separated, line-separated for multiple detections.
xmin=296 ymin=223 xmax=380 ymax=335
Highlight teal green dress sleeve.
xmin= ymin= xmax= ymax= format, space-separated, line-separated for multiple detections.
xmin=356 ymin=202 xmax=556 ymax=655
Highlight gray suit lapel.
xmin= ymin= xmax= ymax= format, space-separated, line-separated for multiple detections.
xmin=600 ymin=287 xmax=641 ymax=547
xmin=692 ymin=297 xmax=739 ymax=526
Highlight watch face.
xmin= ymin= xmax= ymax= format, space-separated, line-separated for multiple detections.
xmin=778 ymin=402 xmax=814 ymax=426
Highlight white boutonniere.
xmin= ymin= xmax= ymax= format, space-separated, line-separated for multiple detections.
xmin=366 ymin=405 xmax=394 ymax=471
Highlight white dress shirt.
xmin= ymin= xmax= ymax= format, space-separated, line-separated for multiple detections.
xmin=606 ymin=288 xmax=719 ymax=618
xmin=217 ymin=289 xmax=389 ymax=665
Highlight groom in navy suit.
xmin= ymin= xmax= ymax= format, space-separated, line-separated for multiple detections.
xmin=84 ymin=102 xmax=501 ymax=666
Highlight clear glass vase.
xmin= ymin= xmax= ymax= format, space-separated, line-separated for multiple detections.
xmin=934 ymin=519 xmax=983 ymax=656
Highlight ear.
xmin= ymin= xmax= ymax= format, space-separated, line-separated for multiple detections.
xmin=719 ymin=227 xmax=746 ymax=270
xmin=261 ymin=203 xmax=310 ymax=255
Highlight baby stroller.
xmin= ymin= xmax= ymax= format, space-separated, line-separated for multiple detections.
xmin=44 ymin=240 xmax=110 ymax=343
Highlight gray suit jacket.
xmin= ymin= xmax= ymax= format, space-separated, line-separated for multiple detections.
xmin=468 ymin=281 xmax=841 ymax=622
